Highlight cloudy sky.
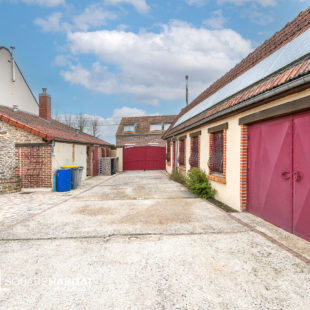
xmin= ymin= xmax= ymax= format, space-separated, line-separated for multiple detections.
xmin=0 ymin=0 xmax=308 ymax=142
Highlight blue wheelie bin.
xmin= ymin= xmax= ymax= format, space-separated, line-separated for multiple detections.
xmin=56 ymin=169 xmax=71 ymax=192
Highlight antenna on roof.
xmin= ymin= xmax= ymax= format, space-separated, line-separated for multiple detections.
xmin=10 ymin=46 xmax=16 ymax=82
xmin=185 ymin=75 xmax=189 ymax=106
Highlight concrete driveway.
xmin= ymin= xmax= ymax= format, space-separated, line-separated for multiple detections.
xmin=0 ymin=171 xmax=310 ymax=309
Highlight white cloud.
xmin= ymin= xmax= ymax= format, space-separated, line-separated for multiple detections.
xmin=217 ymin=0 xmax=276 ymax=6
xmin=104 ymin=0 xmax=149 ymax=14
xmin=61 ymin=21 xmax=252 ymax=105
xmin=72 ymin=4 xmax=117 ymax=31
xmin=53 ymin=55 xmax=71 ymax=66
xmin=56 ymin=107 xmax=147 ymax=143
xmin=34 ymin=5 xmax=116 ymax=32
xmin=185 ymin=0 xmax=207 ymax=6
xmin=246 ymin=9 xmax=274 ymax=25
xmin=34 ymin=12 xmax=68 ymax=32
xmin=204 ymin=10 xmax=226 ymax=29
xmin=186 ymin=0 xmax=276 ymax=6
xmin=21 ymin=0 xmax=65 ymax=7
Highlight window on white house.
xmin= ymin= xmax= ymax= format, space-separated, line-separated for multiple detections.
xmin=164 ymin=123 xmax=171 ymax=130
xmin=150 ymin=123 xmax=163 ymax=131
xmin=124 ymin=124 xmax=135 ymax=132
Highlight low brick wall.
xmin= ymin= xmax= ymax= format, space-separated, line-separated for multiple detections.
xmin=0 ymin=120 xmax=44 ymax=193
xmin=0 ymin=176 xmax=21 ymax=194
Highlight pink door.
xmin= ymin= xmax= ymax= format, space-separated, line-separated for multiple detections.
xmin=293 ymin=113 xmax=310 ymax=241
xmin=123 ymin=146 xmax=165 ymax=170
xmin=145 ymin=146 xmax=166 ymax=170
xmin=248 ymin=112 xmax=310 ymax=241
xmin=248 ymin=116 xmax=293 ymax=232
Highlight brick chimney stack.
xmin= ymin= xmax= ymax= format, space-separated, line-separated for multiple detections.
xmin=39 ymin=88 xmax=51 ymax=121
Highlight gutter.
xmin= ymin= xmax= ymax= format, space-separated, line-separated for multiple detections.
xmin=53 ymin=137 xmax=112 ymax=147
xmin=164 ymin=74 xmax=310 ymax=139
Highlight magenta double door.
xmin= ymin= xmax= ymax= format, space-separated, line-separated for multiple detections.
xmin=248 ymin=112 xmax=310 ymax=241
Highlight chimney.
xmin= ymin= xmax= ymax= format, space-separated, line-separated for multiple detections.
xmin=39 ymin=88 xmax=51 ymax=121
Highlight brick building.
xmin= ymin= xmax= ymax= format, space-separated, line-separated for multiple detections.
xmin=0 ymin=91 xmax=112 ymax=193
xmin=163 ymin=8 xmax=310 ymax=241
xmin=0 ymin=47 xmax=112 ymax=193
xmin=116 ymin=115 xmax=176 ymax=147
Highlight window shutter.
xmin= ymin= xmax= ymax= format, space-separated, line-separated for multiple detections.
xmin=208 ymin=132 xmax=224 ymax=174
xmin=166 ymin=142 xmax=171 ymax=162
xmin=179 ymin=140 xmax=185 ymax=166
xmin=189 ymin=136 xmax=199 ymax=168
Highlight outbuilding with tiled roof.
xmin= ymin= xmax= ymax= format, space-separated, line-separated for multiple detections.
xmin=164 ymin=8 xmax=310 ymax=242
xmin=0 ymin=49 xmax=113 ymax=193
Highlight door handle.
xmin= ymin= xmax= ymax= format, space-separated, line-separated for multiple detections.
xmin=281 ymin=171 xmax=291 ymax=180
xmin=294 ymin=171 xmax=302 ymax=182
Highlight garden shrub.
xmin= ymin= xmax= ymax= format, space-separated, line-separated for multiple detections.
xmin=186 ymin=168 xmax=216 ymax=199
xmin=169 ymin=169 xmax=187 ymax=185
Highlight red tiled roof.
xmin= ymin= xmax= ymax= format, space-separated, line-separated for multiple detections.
xmin=164 ymin=8 xmax=310 ymax=138
xmin=0 ymin=105 xmax=112 ymax=146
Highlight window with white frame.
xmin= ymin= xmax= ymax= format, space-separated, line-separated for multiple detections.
xmin=150 ymin=123 xmax=162 ymax=131
xmin=124 ymin=124 xmax=135 ymax=132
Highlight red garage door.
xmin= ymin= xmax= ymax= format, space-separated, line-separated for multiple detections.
xmin=123 ymin=146 xmax=166 ymax=171
xmin=248 ymin=112 xmax=310 ymax=241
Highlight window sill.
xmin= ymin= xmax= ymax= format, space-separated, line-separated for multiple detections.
xmin=206 ymin=174 xmax=226 ymax=184
xmin=178 ymin=166 xmax=186 ymax=171
xmin=167 ymin=162 xmax=171 ymax=166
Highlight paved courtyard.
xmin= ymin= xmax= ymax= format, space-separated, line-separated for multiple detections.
xmin=0 ymin=171 xmax=310 ymax=309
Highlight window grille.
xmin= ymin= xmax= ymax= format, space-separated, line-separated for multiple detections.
xmin=179 ymin=139 xmax=185 ymax=166
xmin=208 ymin=132 xmax=224 ymax=174
xmin=166 ymin=142 xmax=171 ymax=162
xmin=189 ymin=136 xmax=199 ymax=168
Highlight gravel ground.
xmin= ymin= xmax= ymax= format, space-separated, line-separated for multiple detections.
xmin=0 ymin=171 xmax=309 ymax=309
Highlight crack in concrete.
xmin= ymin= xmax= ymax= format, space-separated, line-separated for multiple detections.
xmin=0 ymin=230 xmax=248 ymax=242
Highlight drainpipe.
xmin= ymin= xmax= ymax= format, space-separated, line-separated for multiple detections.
xmin=51 ymin=140 xmax=55 ymax=156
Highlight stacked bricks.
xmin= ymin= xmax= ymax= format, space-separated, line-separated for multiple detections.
xmin=0 ymin=176 xmax=21 ymax=193
xmin=240 ymin=125 xmax=248 ymax=210
xmin=0 ymin=120 xmax=43 ymax=193
xmin=15 ymin=145 xmax=52 ymax=188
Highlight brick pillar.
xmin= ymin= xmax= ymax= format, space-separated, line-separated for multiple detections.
xmin=240 ymin=125 xmax=248 ymax=211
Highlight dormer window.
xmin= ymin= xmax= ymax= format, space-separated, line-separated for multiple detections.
xmin=163 ymin=123 xmax=171 ymax=130
xmin=124 ymin=124 xmax=135 ymax=132
xmin=150 ymin=123 xmax=162 ymax=131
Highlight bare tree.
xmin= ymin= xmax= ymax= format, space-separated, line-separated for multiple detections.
xmin=76 ymin=113 xmax=88 ymax=133
xmin=53 ymin=112 xmax=60 ymax=122
xmin=64 ymin=114 xmax=74 ymax=127
xmin=90 ymin=117 xmax=99 ymax=137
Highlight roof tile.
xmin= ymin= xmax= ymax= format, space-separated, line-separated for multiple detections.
xmin=0 ymin=106 xmax=111 ymax=146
